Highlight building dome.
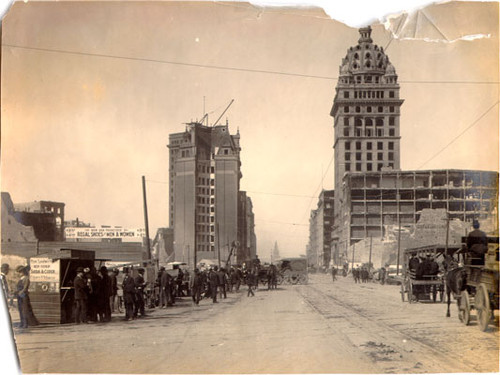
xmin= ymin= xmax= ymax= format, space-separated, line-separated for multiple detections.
xmin=338 ymin=26 xmax=396 ymax=79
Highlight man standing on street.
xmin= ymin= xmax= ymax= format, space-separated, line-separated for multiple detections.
xmin=246 ymin=270 xmax=255 ymax=297
xmin=217 ymin=267 xmax=227 ymax=299
xmin=209 ymin=267 xmax=219 ymax=303
xmin=74 ymin=267 xmax=88 ymax=324
xmin=190 ymin=268 xmax=202 ymax=305
xmin=122 ymin=267 xmax=136 ymax=321
xmin=1 ymin=263 xmax=10 ymax=302
xmin=134 ymin=268 xmax=147 ymax=318
xmin=109 ymin=268 xmax=119 ymax=313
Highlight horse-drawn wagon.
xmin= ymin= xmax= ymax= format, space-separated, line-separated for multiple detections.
xmin=276 ymin=258 xmax=308 ymax=285
xmin=446 ymin=236 xmax=499 ymax=331
xmin=400 ymin=244 xmax=459 ymax=303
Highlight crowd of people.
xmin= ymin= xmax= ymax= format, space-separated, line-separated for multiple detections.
xmin=0 ymin=259 xmax=285 ymax=328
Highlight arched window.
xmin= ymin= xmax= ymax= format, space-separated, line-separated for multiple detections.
xmin=355 ymin=118 xmax=362 ymax=127
xmin=365 ymin=118 xmax=373 ymax=126
xmin=376 ymin=118 xmax=384 ymax=126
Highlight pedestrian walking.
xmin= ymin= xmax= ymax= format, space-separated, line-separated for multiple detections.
xmin=134 ymin=268 xmax=147 ymax=318
xmin=74 ymin=267 xmax=89 ymax=324
xmin=122 ymin=267 xmax=136 ymax=321
xmin=209 ymin=267 xmax=219 ymax=303
xmin=246 ymin=270 xmax=255 ymax=297
xmin=190 ymin=268 xmax=202 ymax=305
xmin=331 ymin=267 xmax=337 ymax=282
xmin=217 ymin=267 xmax=227 ymax=299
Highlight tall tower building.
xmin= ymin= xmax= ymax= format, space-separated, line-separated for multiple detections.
xmin=168 ymin=121 xmax=241 ymax=269
xmin=330 ymin=26 xmax=404 ymax=249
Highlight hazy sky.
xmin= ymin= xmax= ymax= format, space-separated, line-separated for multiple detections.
xmin=1 ymin=1 xmax=498 ymax=259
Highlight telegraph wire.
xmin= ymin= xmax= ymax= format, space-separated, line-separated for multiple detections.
xmin=417 ymin=100 xmax=499 ymax=170
xmin=3 ymin=43 xmax=500 ymax=84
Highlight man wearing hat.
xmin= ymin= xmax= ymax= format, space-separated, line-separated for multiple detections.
xmin=122 ymin=267 xmax=136 ymax=321
xmin=133 ymin=268 xmax=146 ymax=318
xmin=467 ymin=220 xmax=488 ymax=265
xmin=74 ymin=267 xmax=88 ymax=324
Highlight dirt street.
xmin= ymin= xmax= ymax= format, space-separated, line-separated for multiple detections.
xmin=10 ymin=274 xmax=499 ymax=374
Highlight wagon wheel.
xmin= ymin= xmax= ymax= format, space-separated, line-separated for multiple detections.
xmin=290 ymin=274 xmax=300 ymax=285
xmin=400 ymin=283 xmax=406 ymax=302
xmin=459 ymin=290 xmax=471 ymax=326
xmin=298 ymin=274 xmax=308 ymax=285
xmin=475 ymin=283 xmax=491 ymax=332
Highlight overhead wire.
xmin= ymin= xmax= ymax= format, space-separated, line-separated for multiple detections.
xmin=3 ymin=43 xmax=499 ymax=84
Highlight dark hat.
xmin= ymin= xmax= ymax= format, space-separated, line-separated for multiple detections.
xmin=1 ymin=263 xmax=9 ymax=272
xmin=113 ymin=268 xmax=119 ymax=274
xmin=137 ymin=267 xmax=145 ymax=273
xmin=100 ymin=266 xmax=108 ymax=273
xmin=160 ymin=266 xmax=165 ymax=271
xmin=473 ymin=219 xmax=480 ymax=229
xmin=16 ymin=265 xmax=26 ymax=272
xmin=76 ymin=267 xmax=84 ymax=273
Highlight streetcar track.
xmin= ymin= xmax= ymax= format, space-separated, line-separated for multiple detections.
xmin=297 ymin=284 xmax=480 ymax=373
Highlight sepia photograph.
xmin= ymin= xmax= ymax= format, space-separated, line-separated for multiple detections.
xmin=0 ymin=0 xmax=498 ymax=373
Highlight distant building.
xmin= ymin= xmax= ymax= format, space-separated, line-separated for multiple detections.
xmin=2 ymin=194 xmax=65 ymax=241
xmin=1 ymin=192 xmax=37 ymax=243
xmin=338 ymin=169 xmax=498 ymax=249
xmin=328 ymin=26 xmax=498 ymax=266
xmin=152 ymin=227 xmax=174 ymax=266
xmin=236 ymin=192 xmax=256 ymax=265
xmin=168 ymin=121 xmax=246 ymax=269
xmin=307 ymin=190 xmax=335 ymax=269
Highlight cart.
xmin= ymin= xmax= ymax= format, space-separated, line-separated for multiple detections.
xmin=455 ymin=236 xmax=499 ymax=331
xmin=400 ymin=244 xmax=459 ymax=303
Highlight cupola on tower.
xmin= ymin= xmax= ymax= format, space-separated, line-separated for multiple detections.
xmin=331 ymin=26 xmax=404 ymax=189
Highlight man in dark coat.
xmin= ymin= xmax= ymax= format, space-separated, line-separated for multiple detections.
xmin=73 ymin=267 xmax=88 ymax=324
xmin=190 ymin=268 xmax=202 ymax=305
xmin=209 ymin=267 xmax=219 ymax=303
xmin=467 ymin=220 xmax=488 ymax=265
xmin=98 ymin=266 xmax=112 ymax=322
xmin=246 ymin=270 xmax=255 ymax=297
xmin=122 ymin=267 xmax=136 ymax=321
xmin=134 ymin=268 xmax=147 ymax=318
xmin=217 ymin=267 xmax=227 ymax=299
xmin=109 ymin=268 xmax=119 ymax=313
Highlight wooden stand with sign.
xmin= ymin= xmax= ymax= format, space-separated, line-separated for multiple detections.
xmin=29 ymin=249 xmax=99 ymax=324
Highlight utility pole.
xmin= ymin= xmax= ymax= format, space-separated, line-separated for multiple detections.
xmin=217 ymin=222 xmax=221 ymax=268
xmin=368 ymin=236 xmax=373 ymax=271
xmin=396 ymin=193 xmax=401 ymax=276
xmin=142 ymin=176 xmax=151 ymax=264
xmin=351 ymin=242 xmax=356 ymax=271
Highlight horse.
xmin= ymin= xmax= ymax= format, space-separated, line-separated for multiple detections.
xmin=445 ymin=265 xmax=467 ymax=318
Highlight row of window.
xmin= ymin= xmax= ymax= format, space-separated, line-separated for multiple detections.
xmin=198 ymin=165 xmax=215 ymax=174
xmin=197 ymin=177 xmax=215 ymax=186
xmin=197 ymin=196 xmax=215 ymax=205
xmin=345 ymin=117 xmax=396 ymax=126
xmin=196 ymin=187 xmax=215 ymax=196
xmin=197 ymin=205 xmax=215 ymax=214
xmin=344 ymin=105 xmax=396 ymax=114
xmin=343 ymin=90 xmax=395 ymax=99
xmin=345 ymin=162 xmax=395 ymax=172
xmin=338 ymin=75 xmax=397 ymax=85
xmin=345 ymin=141 xmax=395 ymax=151
xmin=197 ymin=215 xmax=215 ymax=224
xmin=344 ymin=128 xmax=396 ymax=137
xmin=345 ymin=152 xmax=395 ymax=161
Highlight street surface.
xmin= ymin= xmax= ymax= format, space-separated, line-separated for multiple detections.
xmin=11 ymin=274 xmax=499 ymax=374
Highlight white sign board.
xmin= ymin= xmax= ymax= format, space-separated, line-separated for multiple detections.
xmin=30 ymin=257 xmax=60 ymax=283
xmin=65 ymin=227 xmax=145 ymax=241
